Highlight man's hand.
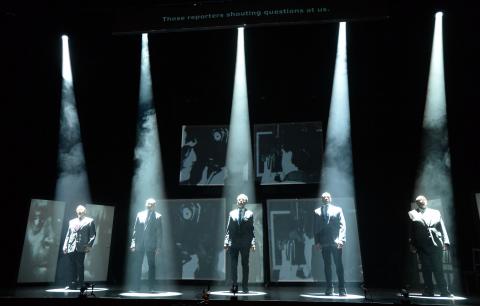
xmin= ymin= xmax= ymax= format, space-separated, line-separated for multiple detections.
xmin=130 ymin=247 xmax=136 ymax=252
xmin=85 ymin=246 xmax=92 ymax=253
xmin=443 ymin=243 xmax=449 ymax=252
xmin=63 ymin=248 xmax=67 ymax=254
xmin=261 ymin=156 xmax=275 ymax=184
xmin=251 ymin=245 xmax=256 ymax=252
xmin=409 ymin=244 xmax=417 ymax=254
xmin=224 ymin=244 xmax=229 ymax=250
xmin=155 ymin=248 xmax=160 ymax=256
xmin=336 ymin=242 xmax=344 ymax=249
xmin=315 ymin=243 xmax=321 ymax=250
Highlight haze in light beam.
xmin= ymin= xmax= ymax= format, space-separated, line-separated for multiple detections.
xmin=130 ymin=33 xmax=165 ymax=210
xmin=415 ymin=13 xmax=452 ymax=205
xmin=55 ymin=35 xmax=91 ymax=204
xmin=224 ymin=27 xmax=255 ymax=204
xmin=321 ymin=22 xmax=354 ymax=197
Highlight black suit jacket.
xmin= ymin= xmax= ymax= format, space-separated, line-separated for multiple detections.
xmin=63 ymin=217 xmax=96 ymax=253
xmin=224 ymin=208 xmax=255 ymax=248
xmin=313 ymin=204 xmax=346 ymax=247
xmin=131 ymin=210 xmax=163 ymax=251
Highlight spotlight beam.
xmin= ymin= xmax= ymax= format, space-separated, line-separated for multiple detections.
xmin=55 ymin=35 xmax=91 ymax=204
xmin=320 ymin=22 xmax=354 ymax=197
xmin=224 ymin=27 xmax=255 ymax=202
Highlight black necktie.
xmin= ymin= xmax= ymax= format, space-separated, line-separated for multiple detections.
xmin=146 ymin=211 xmax=153 ymax=230
xmin=322 ymin=205 xmax=328 ymax=222
xmin=238 ymin=208 xmax=244 ymax=225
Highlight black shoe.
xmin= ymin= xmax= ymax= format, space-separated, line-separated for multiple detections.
xmin=230 ymin=284 xmax=238 ymax=293
xmin=325 ymin=286 xmax=334 ymax=296
xmin=422 ymin=290 xmax=435 ymax=297
xmin=242 ymin=287 xmax=249 ymax=293
xmin=339 ymin=288 xmax=347 ymax=296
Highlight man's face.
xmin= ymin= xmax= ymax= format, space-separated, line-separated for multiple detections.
xmin=76 ymin=207 xmax=86 ymax=219
xmin=237 ymin=196 xmax=247 ymax=208
xmin=416 ymin=196 xmax=427 ymax=209
xmin=146 ymin=200 xmax=156 ymax=211
xmin=321 ymin=193 xmax=332 ymax=205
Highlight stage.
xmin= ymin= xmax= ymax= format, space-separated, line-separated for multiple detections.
xmin=1 ymin=284 xmax=475 ymax=306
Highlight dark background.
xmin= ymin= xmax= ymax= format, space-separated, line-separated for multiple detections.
xmin=1 ymin=0 xmax=479 ymax=291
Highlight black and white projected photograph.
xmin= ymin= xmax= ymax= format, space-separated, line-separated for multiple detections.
xmin=179 ymin=125 xmax=229 ymax=186
xmin=233 ymin=203 xmax=264 ymax=283
xmin=83 ymin=204 xmax=115 ymax=281
xmin=18 ymin=199 xmax=66 ymax=283
xmin=153 ymin=198 xmax=226 ymax=280
xmin=255 ymin=122 xmax=323 ymax=185
xmin=267 ymin=198 xmax=363 ymax=283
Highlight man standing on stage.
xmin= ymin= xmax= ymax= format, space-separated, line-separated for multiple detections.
xmin=408 ymin=195 xmax=452 ymax=297
xmin=313 ymin=192 xmax=346 ymax=296
xmin=63 ymin=204 xmax=96 ymax=289
xmin=224 ymin=194 xmax=256 ymax=293
xmin=130 ymin=198 xmax=163 ymax=291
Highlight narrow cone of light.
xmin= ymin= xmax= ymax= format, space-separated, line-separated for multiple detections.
xmin=317 ymin=23 xmax=364 ymax=285
xmin=415 ymin=12 xmax=451 ymax=211
xmin=224 ymin=27 xmax=255 ymax=203
xmin=320 ymin=22 xmax=354 ymax=197
xmin=413 ymin=12 xmax=458 ymax=290
xmin=125 ymin=33 xmax=172 ymax=288
xmin=55 ymin=35 xmax=91 ymax=204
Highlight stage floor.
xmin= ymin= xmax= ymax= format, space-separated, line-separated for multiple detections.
xmin=2 ymin=284 xmax=477 ymax=306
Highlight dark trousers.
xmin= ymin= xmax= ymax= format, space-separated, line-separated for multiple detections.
xmin=68 ymin=251 xmax=86 ymax=286
xmin=229 ymin=246 xmax=250 ymax=287
xmin=418 ymin=247 xmax=448 ymax=292
xmin=134 ymin=248 xmax=156 ymax=288
xmin=321 ymin=246 xmax=344 ymax=289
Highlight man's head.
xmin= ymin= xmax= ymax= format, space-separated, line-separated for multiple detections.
xmin=145 ymin=198 xmax=157 ymax=211
xmin=76 ymin=205 xmax=87 ymax=220
xmin=236 ymin=194 xmax=248 ymax=208
xmin=415 ymin=195 xmax=428 ymax=210
xmin=321 ymin=192 xmax=332 ymax=205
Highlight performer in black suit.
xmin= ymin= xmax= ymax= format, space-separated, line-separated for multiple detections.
xmin=408 ymin=195 xmax=452 ymax=297
xmin=224 ymin=194 xmax=256 ymax=293
xmin=130 ymin=198 xmax=163 ymax=291
xmin=63 ymin=205 xmax=96 ymax=289
xmin=313 ymin=192 xmax=346 ymax=296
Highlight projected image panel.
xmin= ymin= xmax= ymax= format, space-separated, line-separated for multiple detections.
xmin=267 ymin=198 xmax=363 ymax=283
xmin=151 ymin=198 xmax=226 ymax=280
xmin=255 ymin=122 xmax=323 ymax=185
xmin=18 ymin=199 xmax=66 ymax=283
xmin=83 ymin=204 xmax=115 ymax=281
xmin=235 ymin=203 xmax=264 ymax=283
xmin=179 ymin=125 xmax=229 ymax=186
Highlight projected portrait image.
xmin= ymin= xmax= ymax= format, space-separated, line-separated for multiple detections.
xmin=179 ymin=125 xmax=229 ymax=186
xmin=267 ymin=198 xmax=363 ymax=283
xmin=18 ymin=199 xmax=66 ymax=283
xmin=158 ymin=198 xmax=226 ymax=280
xmin=255 ymin=122 xmax=323 ymax=185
